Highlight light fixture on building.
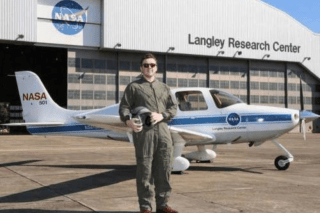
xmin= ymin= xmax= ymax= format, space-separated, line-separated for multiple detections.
xmin=217 ymin=51 xmax=224 ymax=56
xmin=168 ymin=47 xmax=175 ymax=52
xmin=302 ymin=57 xmax=311 ymax=62
xmin=233 ymin=51 xmax=242 ymax=57
xmin=241 ymin=73 xmax=246 ymax=78
xmin=114 ymin=43 xmax=121 ymax=48
xmin=262 ymin=54 xmax=270 ymax=59
xmin=78 ymin=72 xmax=86 ymax=80
xmin=15 ymin=34 xmax=24 ymax=41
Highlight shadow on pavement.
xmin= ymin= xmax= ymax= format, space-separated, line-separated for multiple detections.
xmin=0 ymin=164 xmax=136 ymax=203
xmin=0 ymin=160 xmax=42 ymax=167
xmin=188 ymin=165 xmax=263 ymax=174
xmin=0 ymin=210 xmax=138 ymax=213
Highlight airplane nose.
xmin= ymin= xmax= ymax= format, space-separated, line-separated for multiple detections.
xmin=300 ymin=111 xmax=320 ymax=122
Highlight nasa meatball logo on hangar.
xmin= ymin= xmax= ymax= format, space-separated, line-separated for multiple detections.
xmin=52 ymin=0 xmax=88 ymax=35
xmin=188 ymin=34 xmax=302 ymax=53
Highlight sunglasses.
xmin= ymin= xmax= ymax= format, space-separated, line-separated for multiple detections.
xmin=142 ymin=63 xmax=157 ymax=68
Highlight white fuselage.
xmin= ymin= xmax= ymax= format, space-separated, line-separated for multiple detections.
xmin=27 ymin=88 xmax=300 ymax=145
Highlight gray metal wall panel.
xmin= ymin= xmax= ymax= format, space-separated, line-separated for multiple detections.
xmin=102 ymin=0 xmax=320 ymax=79
xmin=0 ymin=0 xmax=37 ymax=42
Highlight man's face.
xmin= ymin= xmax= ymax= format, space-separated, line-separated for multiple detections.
xmin=141 ymin=58 xmax=157 ymax=79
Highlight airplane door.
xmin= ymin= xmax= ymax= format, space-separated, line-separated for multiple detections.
xmin=175 ymin=91 xmax=210 ymax=113
xmin=174 ymin=90 xmax=216 ymax=134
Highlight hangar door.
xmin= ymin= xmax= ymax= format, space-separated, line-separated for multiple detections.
xmin=0 ymin=43 xmax=67 ymax=134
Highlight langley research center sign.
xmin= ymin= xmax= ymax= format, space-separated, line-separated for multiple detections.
xmin=52 ymin=0 xmax=88 ymax=35
xmin=188 ymin=34 xmax=301 ymax=53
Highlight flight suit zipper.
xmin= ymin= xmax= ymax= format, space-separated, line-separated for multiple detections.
xmin=151 ymin=82 xmax=159 ymax=113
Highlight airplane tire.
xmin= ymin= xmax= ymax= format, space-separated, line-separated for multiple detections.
xmin=196 ymin=160 xmax=211 ymax=163
xmin=171 ymin=171 xmax=184 ymax=175
xmin=274 ymin=156 xmax=290 ymax=170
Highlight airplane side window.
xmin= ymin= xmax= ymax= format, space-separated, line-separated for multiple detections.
xmin=210 ymin=90 xmax=243 ymax=108
xmin=176 ymin=91 xmax=208 ymax=111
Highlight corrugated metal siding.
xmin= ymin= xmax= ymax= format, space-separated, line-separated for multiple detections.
xmin=0 ymin=0 xmax=37 ymax=42
xmin=103 ymin=0 xmax=320 ymax=79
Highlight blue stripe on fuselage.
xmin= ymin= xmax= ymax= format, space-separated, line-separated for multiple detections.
xmin=169 ymin=114 xmax=291 ymax=126
xmin=241 ymin=114 xmax=292 ymax=122
xmin=27 ymin=125 xmax=103 ymax=134
xmin=168 ymin=116 xmax=226 ymax=125
xmin=27 ymin=114 xmax=292 ymax=134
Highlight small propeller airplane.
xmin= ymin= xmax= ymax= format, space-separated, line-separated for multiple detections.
xmin=1 ymin=71 xmax=319 ymax=173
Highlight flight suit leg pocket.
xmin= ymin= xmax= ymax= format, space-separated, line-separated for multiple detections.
xmin=133 ymin=130 xmax=154 ymax=158
xmin=158 ymin=141 xmax=173 ymax=169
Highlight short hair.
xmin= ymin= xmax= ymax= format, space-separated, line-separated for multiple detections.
xmin=140 ymin=53 xmax=157 ymax=66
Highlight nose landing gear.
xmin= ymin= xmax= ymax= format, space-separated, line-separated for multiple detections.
xmin=272 ymin=140 xmax=293 ymax=171
xmin=274 ymin=155 xmax=290 ymax=170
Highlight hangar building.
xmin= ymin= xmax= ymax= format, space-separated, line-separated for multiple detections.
xmin=0 ymin=0 xmax=320 ymax=133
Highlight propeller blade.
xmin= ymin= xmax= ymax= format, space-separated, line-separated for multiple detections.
xmin=299 ymin=117 xmax=302 ymax=132
xmin=301 ymin=119 xmax=306 ymax=141
xmin=299 ymin=77 xmax=304 ymax=110
xmin=299 ymin=76 xmax=304 ymax=134
xmin=298 ymin=76 xmax=319 ymax=139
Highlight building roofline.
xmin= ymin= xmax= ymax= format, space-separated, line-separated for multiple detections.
xmin=256 ymin=0 xmax=320 ymax=36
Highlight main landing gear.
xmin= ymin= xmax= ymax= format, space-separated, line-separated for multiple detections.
xmin=272 ymin=140 xmax=293 ymax=170
xmin=183 ymin=145 xmax=216 ymax=163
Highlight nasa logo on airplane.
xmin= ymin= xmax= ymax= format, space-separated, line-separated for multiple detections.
xmin=23 ymin=92 xmax=47 ymax=101
xmin=227 ymin=113 xmax=241 ymax=126
xmin=52 ymin=0 xmax=87 ymax=35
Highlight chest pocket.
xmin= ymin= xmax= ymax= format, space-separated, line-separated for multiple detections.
xmin=137 ymin=87 xmax=153 ymax=98
xmin=135 ymin=87 xmax=157 ymax=106
xmin=155 ymin=88 xmax=168 ymax=105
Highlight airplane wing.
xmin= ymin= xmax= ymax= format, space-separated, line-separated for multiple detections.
xmin=73 ymin=113 xmax=217 ymax=146
xmin=168 ymin=126 xmax=216 ymax=146
xmin=73 ymin=114 xmax=129 ymax=133
xmin=0 ymin=122 xmax=64 ymax=126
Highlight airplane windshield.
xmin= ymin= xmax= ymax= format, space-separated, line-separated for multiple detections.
xmin=210 ymin=90 xmax=243 ymax=108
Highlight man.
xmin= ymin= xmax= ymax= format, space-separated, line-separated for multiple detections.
xmin=119 ymin=53 xmax=178 ymax=213
xmin=176 ymin=92 xmax=192 ymax=111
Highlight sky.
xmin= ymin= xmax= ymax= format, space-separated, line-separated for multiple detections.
xmin=261 ymin=0 xmax=320 ymax=33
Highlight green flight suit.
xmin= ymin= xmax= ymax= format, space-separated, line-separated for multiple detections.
xmin=119 ymin=77 xmax=177 ymax=211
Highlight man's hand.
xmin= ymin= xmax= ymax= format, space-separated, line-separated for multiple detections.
xmin=150 ymin=112 xmax=164 ymax=125
xmin=126 ymin=118 xmax=143 ymax=133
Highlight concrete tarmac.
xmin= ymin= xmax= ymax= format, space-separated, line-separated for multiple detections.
xmin=0 ymin=133 xmax=319 ymax=213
